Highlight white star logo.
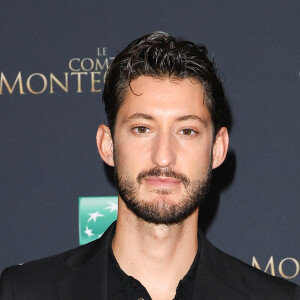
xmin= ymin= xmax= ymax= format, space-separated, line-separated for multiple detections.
xmin=84 ymin=226 xmax=94 ymax=237
xmin=87 ymin=211 xmax=104 ymax=222
xmin=104 ymin=201 xmax=118 ymax=212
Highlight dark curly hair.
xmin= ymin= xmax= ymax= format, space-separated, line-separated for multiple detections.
xmin=103 ymin=31 xmax=228 ymax=139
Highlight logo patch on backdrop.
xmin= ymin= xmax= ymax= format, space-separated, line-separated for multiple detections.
xmin=78 ymin=196 xmax=118 ymax=245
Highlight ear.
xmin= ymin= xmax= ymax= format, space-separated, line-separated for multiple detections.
xmin=212 ymin=127 xmax=229 ymax=169
xmin=96 ymin=124 xmax=115 ymax=167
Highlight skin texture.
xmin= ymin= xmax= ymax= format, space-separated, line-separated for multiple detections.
xmin=97 ymin=76 xmax=229 ymax=300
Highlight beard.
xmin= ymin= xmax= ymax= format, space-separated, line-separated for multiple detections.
xmin=114 ymin=164 xmax=212 ymax=225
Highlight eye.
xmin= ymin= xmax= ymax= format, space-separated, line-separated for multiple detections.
xmin=180 ymin=128 xmax=196 ymax=136
xmin=133 ymin=126 xmax=150 ymax=134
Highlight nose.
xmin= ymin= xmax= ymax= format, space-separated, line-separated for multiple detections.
xmin=151 ymin=131 xmax=176 ymax=168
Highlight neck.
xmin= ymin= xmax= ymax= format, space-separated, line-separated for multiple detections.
xmin=112 ymin=198 xmax=199 ymax=300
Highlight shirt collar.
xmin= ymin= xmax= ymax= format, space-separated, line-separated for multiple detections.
xmin=107 ymin=227 xmax=200 ymax=299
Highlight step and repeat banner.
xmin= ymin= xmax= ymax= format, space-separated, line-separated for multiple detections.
xmin=1 ymin=1 xmax=299 ymax=283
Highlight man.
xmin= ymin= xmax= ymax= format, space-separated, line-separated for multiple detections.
xmin=0 ymin=32 xmax=299 ymax=299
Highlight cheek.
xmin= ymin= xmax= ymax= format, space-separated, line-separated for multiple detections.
xmin=180 ymin=139 xmax=213 ymax=176
xmin=190 ymin=151 xmax=212 ymax=176
xmin=114 ymin=139 xmax=145 ymax=176
xmin=116 ymin=131 xmax=153 ymax=160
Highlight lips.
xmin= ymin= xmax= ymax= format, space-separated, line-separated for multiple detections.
xmin=144 ymin=176 xmax=181 ymax=187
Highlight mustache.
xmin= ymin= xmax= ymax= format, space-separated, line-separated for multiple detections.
xmin=136 ymin=167 xmax=190 ymax=188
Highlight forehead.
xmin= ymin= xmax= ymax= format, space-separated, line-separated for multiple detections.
xmin=117 ymin=76 xmax=211 ymax=122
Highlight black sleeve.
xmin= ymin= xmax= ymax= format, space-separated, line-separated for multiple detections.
xmin=0 ymin=268 xmax=14 ymax=300
xmin=292 ymin=285 xmax=300 ymax=300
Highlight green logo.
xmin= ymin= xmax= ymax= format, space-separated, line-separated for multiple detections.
xmin=78 ymin=196 xmax=118 ymax=245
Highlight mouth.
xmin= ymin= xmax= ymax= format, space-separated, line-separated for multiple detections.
xmin=144 ymin=176 xmax=182 ymax=187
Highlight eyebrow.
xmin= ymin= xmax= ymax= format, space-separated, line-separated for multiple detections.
xmin=124 ymin=113 xmax=154 ymax=123
xmin=176 ymin=115 xmax=207 ymax=127
xmin=124 ymin=113 xmax=207 ymax=126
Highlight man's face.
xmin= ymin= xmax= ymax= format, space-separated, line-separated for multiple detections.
xmin=113 ymin=76 xmax=214 ymax=225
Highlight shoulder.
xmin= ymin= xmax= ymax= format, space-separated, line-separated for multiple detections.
xmin=0 ymin=223 xmax=114 ymax=299
xmin=0 ymin=247 xmax=75 ymax=299
xmin=1 ymin=246 xmax=79 ymax=284
xmin=0 ymin=243 xmax=90 ymax=299
xmin=201 ymin=233 xmax=299 ymax=299
xmin=224 ymin=251 xmax=298 ymax=299
xmin=222 ymin=248 xmax=295 ymax=289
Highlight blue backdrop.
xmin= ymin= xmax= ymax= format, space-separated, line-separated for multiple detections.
xmin=1 ymin=0 xmax=299 ymax=283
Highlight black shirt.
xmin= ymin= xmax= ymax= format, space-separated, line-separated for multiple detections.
xmin=107 ymin=231 xmax=200 ymax=300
